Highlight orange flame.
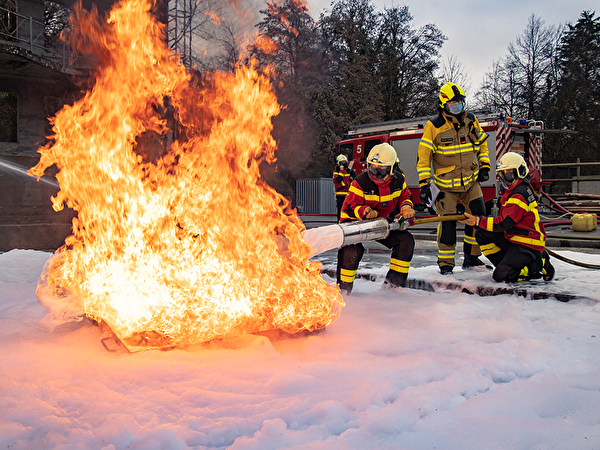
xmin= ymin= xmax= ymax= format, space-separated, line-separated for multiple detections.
xmin=30 ymin=0 xmax=343 ymax=351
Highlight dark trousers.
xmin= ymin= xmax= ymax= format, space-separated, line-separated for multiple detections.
xmin=436 ymin=184 xmax=486 ymax=268
xmin=337 ymin=230 xmax=415 ymax=292
xmin=336 ymin=196 xmax=345 ymax=223
xmin=475 ymin=228 xmax=540 ymax=282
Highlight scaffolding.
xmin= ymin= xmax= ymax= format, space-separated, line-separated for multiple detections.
xmin=167 ymin=0 xmax=193 ymax=66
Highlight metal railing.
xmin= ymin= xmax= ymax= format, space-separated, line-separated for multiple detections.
xmin=0 ymin=5 xmax=45 ymax=52
xmin=542 ymin=158 xmax=600 ymax=193
xmin=0 ymin=5 xmax=80 ymax=71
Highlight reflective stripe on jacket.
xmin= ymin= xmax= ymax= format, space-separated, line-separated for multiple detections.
xmin=478 ymin=179 xmax=546 ymax=253
xmin=340 ymin=171 xmax=413 ymax=222
xmin=417 ymin=112 xmax=490 ymax=191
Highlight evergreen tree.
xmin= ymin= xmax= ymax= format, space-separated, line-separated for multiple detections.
xmin=249 ymin=0 xmax=326 ymax=193
xmin=544 ymin=11 xmax=600 ymax=169
xmin=375 ymin=6 xmax=445 ymax=120
xmin=314 ymin=0 xmax=383 ymax=174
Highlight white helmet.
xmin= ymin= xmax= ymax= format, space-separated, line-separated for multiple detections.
xmin=496 ymin=152 xmax=528 ymax=187
xmin=336 ymin=154 xmax=348 ymax=164
xmin=366 ymin=143 xmax=396 ymax=184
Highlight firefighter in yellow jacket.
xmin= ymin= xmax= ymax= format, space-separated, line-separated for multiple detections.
xmin=417 ymin=82 xmax=491 ymax=275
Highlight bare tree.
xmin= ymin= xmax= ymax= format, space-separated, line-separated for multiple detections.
xmin=477 ymin=59 xmax=519 ymax=116
xmin=437 ymin=54 xmax=471 ymax=95
xmin=168 ymin=0 xmax=261 ymax=71
xmin=506 ymin=14 xmax=561 ymax=118
xmin=478 ymin=14 xmax=561 ymax=119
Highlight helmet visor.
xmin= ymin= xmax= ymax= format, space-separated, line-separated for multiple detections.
xmin=498 ymin=169 xmax=516 ymax=187
xmin=368 ymin=163 xmax=391 ymax=181
xmin=445 ymin=100 xmax=464 ymax=115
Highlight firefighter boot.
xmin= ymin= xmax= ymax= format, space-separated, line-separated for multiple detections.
xmin=517 ymin=255 xmax=548 ymax=282
xmin=517 ymin=264 xmax=541 ymax=282
xmin=517 ymin=266 xmax=530 ymax=282
xmin=338 ymin=281 xmax=354 ymax=295
xmin=439 ymin=265 xmax=453 ymax=275
xmin=540 ymin=251 xmax=555 ymax=281
xmin=383 ymin=271 xmax=408 ymax=289
xmin=462 ymin=254 xmax=485 ymax=269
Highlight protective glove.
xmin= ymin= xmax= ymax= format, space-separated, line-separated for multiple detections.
xmin=459 ymin=212 xmax=480 ymax=227
xmin=477 ymin=168 xmax=490 ymax=183
xmin=420 ymin=185 xmax=432 ymax=205
xmin=399 ymin=205 xmax=415 ymax=219
xmin=363 ymin=206 xmax=378 ymax=219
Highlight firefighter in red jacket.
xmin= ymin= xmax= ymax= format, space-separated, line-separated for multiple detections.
xmin=460 ymin=152 xmax=555 ymax=282
xmin=417 ymin=82 xmax=490 ymax=275
xmin=337 ymin=143 xmax=415 ymax=294
xmin=333 ymin=154 xmax=356 ymax=222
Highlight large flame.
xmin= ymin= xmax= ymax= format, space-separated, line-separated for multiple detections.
xmin=30 ymin=0 xmax=343 ymax=351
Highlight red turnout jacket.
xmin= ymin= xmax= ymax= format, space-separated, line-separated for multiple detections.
xmin=341 ymin=170 xmax=413 ymax=222
xmin=478 ymin=179 xmax=546 ymax=253
xmin=333 ymin=165 xmax=354 ymax=197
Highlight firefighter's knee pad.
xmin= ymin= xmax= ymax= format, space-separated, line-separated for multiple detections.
xmin=468 ymin=196 xmax=486 ymax=216
xmin=390 ymin=233 xmax=415 ymax=261
xmin=439 ymin=220 xmax=457 ymax=246
xmin=337 ymin=243 xmax=364 ymax=269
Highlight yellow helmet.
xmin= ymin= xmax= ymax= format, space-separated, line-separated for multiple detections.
xmin=496 ymin=152 xmax=528 ymax=187
xmin=439 ymin=82 xmax=466 ymax=116
xmin=336 ymin=154 xmax=348 ymax=164
xmin=366 ymin=143 xmax=396 ymax=183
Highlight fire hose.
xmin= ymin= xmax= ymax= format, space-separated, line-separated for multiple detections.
xmin=539 ymin=193 xmax=600 ymax=268
xmin=302 ymin=215 xmax=466 ymax=258
xmin=545 ymin=248 xmax=600 ymax=270
xmin=302 ymin=215 xmax=600 ymax=270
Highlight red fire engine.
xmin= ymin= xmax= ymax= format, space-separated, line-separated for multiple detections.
xmin=335 ymin=110 xmax=544 ymax=210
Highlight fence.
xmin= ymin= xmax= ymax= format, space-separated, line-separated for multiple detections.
xmin=295 ymin=178 xmax=336 ymax=215
xmin=542 ymin=158 xmax=600 ymax=194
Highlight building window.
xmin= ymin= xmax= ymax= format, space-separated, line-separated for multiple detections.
xmin=0 ymin=92 xmax=18 ymax=143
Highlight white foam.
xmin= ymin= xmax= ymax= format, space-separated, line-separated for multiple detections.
xmin=303 ymin=224 xmax=344 ymax=258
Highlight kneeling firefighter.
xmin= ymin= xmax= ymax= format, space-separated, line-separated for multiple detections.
xmin=460 ymin=152 xmax=555 ymax=282
xmin=336 ymin=143 xmax=415 ymax=294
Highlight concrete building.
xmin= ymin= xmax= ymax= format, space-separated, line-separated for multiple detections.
xmin=0 ymin=0 xmax=129 ymax=252
xmin=0 ymin=0 xmax=89 ymax=251
xmin=0 ymin=0 xmax=169 ymax=252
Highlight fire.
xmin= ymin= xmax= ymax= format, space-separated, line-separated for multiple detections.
xmin=30 ymin=0 xmax=343 ymax=351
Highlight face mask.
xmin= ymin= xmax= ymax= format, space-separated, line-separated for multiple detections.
xmin=498 ymin=169 xmax=516 ymax=188
xmin=445 ymin=100 xmax=464 ymax=115
xmin=368 ymin=164 xmax=390 ymax=181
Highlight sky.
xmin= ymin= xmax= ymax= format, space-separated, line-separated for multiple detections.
xmin=307 ymin=0 xmax=599 ymax=95
xmin=3 ymin=245 xmax=600 ymax=449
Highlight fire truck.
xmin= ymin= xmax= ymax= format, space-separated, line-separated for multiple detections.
xmin=335 ymin=110 xmax=544 ymax=211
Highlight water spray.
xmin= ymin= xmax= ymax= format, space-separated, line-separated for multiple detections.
xmin=0 ymin=158 xmax=59 ymax=188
